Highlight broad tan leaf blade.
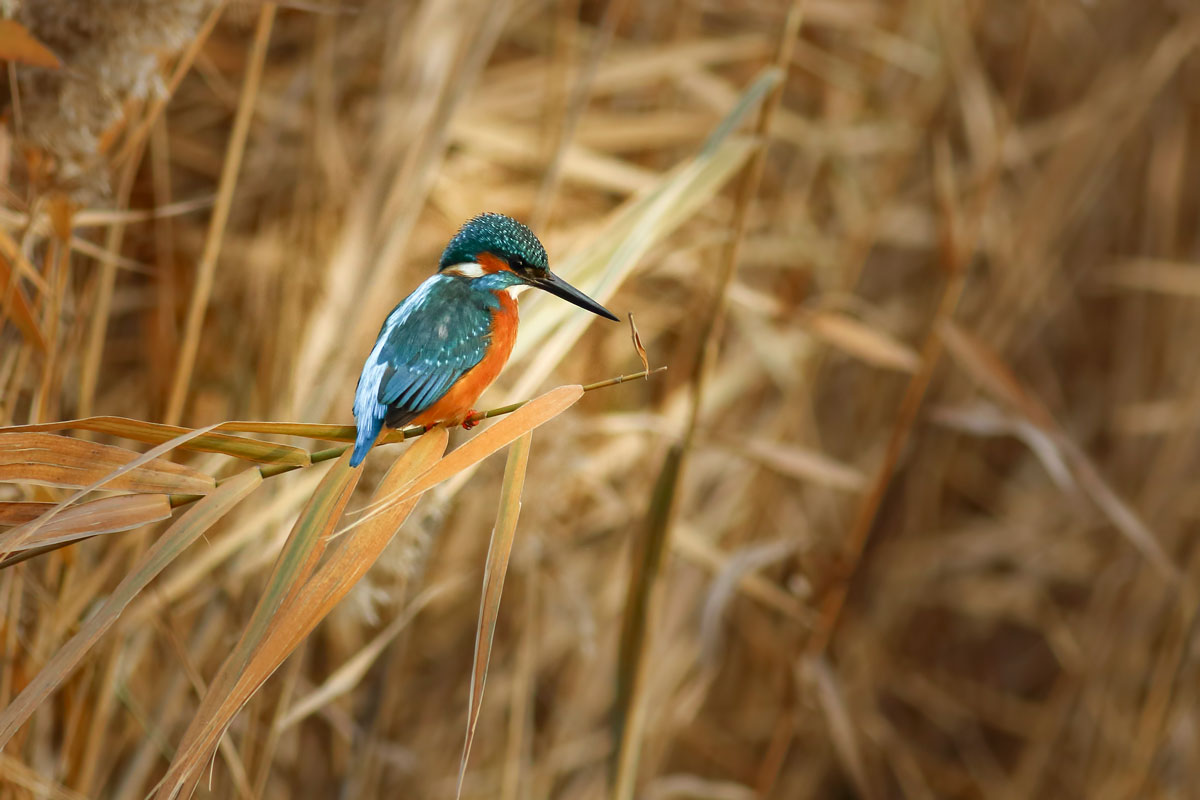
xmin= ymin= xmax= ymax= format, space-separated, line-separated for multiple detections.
xmin=266 ymin=429 xmax=448 ymax=655
xmin=0 ymin=251 xmax=48 ymax=352
xmin=0 ymin=417 xmax=310 ymax=466
xmin=263 ymin=429 xmax=448 ymax=652
xmin=458 ymin=431 xmax=531 ymax=800
xmin=0 ymin=494 xmax=171 ymax=552
xmin=350 ymin=385 xmax=582 ymax=526
xmin=231 ymin=456 xmax=361 ymax=672
xmin=0 ymin=19 xmax=61 ymax=68
xmin=271 ymin=458 xmax=363 ymax=622
xmin=0 ymin=423 xmax=224 ymax=560
xmin=613 ymin=443 xmax=682 ymax=799
xmin=155 ymin=455 xmax=361 ymax=799
xmin=0 ymin=469 xmax=261 ymax=750
xmin=156 ymin=432 xmax=447 ymax=800
xmin=0 ymin=501 xmax=54 ymax=525
xmin=0 ymin=433 xmax=214 ymax=494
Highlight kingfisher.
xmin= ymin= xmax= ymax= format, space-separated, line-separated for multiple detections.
xmin=350 ymin=213 xmax=618 ymax=467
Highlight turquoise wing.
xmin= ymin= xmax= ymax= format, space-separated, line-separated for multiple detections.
xmin=351 ymin=275 xmax=496 ymax=465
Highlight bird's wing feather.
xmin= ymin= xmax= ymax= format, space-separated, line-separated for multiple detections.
xmin=362 ymin=276 xmax=496 ymax=430
xmin=351 ymin=275 xmax=498 ymax=466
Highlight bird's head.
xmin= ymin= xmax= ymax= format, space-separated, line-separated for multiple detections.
xmin=438 ymin=213 xmax=618 ymax=321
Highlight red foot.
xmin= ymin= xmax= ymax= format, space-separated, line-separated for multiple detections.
xmin=461 ymin=410 xmax=480 ymax=430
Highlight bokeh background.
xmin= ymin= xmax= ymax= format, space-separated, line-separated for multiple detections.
xmin=2 ymin=0 xmax=1200 ymax=797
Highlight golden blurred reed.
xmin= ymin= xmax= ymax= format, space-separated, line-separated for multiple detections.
xmin=1 ymin=1 xmax=1199 ymax=798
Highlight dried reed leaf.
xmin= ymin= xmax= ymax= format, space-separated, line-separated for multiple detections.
xmin=613 ymin=443 xmax=682 ymax=798
xmin=643 ymin=776 xmax=756 ymax=800
xmin=0 ymin=417 xmax=311 ymax=465
xmin=1060 ymin=438 xmax=1178 ymax=581
xmin=576 ymin=110 xmax=720 ymax=151
xmin=931 ymin=403 xmax=1075 ymax=492
xmin=46 ymin=192 xmax=74 ymax=240
xmin=0 ymin=753 xmax=84 ymax=800
xmin=159 ymin=389 xmax=579 ymax=794
xmin=508 ymin=70 xmax=778 ymax=394
xmin=1097 ymin=258 xmax=1200 ymax=297
xmin=166 ymin=3 xmax=277 ymax=426
xmin=0 ymin=222 xmax=48 ymax=289
xmin=0 ymin=433 xmax=214 ymax=495
xmin=273 ymin=429 xmax=447 ymax=642
xmin=512 ymin=135 xmax=755 ymax=395
xmin=937 ymin=332 xmax=1177 ymax=579
xmin=155 ymin=455 xmax=360 ymax=799
xmin=0 ymin=251 xmax=48 ymax=352
xmin=673 ymin=527 xmax=809 ymax=621
xmin=458 ymin=431 xmax=531 ymax=799
xmin=157 ymin=432 xmax=446 ymax=799
xmin=0 ymin=470 xmax=261 ymax=750
xmin=0 ymin=19 xmax=61 ymax=69
xmin=1113 ymin=398 xmax=1196 ymax=435
xmin=257 ymin=459 xmax=362 ymax=659
xmin=738 ymin=437 xmax=866 ymax=491
xmin=472 ymin=36 xmax=769 ymax=112
xmin=0 ymin=494 xmax=171 ymax=553
xmin=274 ymin=579 xmax=458 ymax=733
xmin=612 ymin=64 xmax=793 ymax=799
xmin=0 ymin=424 xmax=225 ymax=561
xmin=211 ymin=420 xmax=418 ymax=447
xmin=450 ymin=117 xmax=659 ymax=195
xmin=10 ymin=2 xmax=1187 ymax=796
xmin=804 ymin=658 xmax=877 ymax=800
xmin=938 ymin=320 xmax=1053 ymax=428
xmin=803 ymin=311 xmax=921 ymax=373
xmin=214 ymin=420 xmax=357 ymax=440
xmin=698 ymin=538 xmax=796 ymax=663
xmin=66 ymin=195 xmax=213 ymax=228
xmin=0 ymin=501 xmax=53 ymax=525
xmin=628 ymin=313 xmax=649 ymax=373
xmin=351 ymin=386 xmax=583 ymax=526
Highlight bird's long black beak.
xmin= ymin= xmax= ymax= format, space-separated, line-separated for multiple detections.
xmin=534 ymin=271 xmax=618 ymax=321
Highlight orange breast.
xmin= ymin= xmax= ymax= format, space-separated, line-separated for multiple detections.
xmin=409 ymin=290 xmax=518 ymax=428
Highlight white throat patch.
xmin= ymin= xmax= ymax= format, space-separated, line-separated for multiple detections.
xmin=443 ymin=262 xmax=487 ymax=278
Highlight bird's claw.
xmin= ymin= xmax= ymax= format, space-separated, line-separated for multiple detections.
xmin=461 ymin=411 xmax=480 ymax=430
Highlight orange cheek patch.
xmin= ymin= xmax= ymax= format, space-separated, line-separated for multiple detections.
xmin=476 ymin=252 xmax=512 ymax=274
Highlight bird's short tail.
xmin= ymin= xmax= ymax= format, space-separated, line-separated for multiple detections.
xmin=350 ymin=416 xmax=383 ymax=467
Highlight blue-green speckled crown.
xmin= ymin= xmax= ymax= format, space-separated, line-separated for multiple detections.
xmin=437 ymin=213 xmax=549 ymax=271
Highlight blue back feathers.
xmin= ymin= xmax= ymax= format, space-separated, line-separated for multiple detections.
xmin=438 ymin=213 xmax=548 ymax=271
xmin=350 ymin=274 xmax=498 ymax=466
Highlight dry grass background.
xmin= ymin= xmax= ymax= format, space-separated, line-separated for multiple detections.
xmin=1 ymin=0 xmax=1200 ymax=797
